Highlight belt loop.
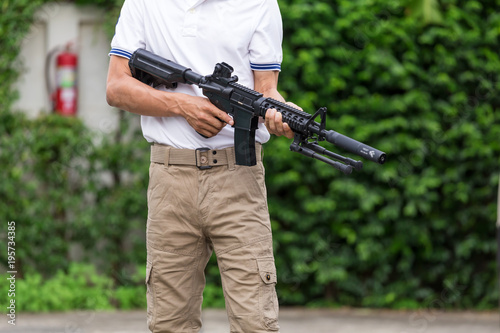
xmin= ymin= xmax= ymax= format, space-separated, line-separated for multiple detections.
xmin=258 ymin=143 xmax=263 ymax=162
xmin=163 ymin=145 xmax=170 ymax=169
xmin=226 ymin=147 xmax=236 ymax=171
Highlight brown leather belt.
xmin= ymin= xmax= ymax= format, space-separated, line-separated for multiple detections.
xmin=150 ymin=143 xmax=262 ymax=169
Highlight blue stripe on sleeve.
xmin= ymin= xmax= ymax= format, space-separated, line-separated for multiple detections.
xmin=250 ymin=63 xmax=282 ymax=71
xmin=109 ymin=48 xmax=133 ymax=59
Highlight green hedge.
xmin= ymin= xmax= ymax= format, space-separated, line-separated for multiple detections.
xmin=0 ymin=107 xmax=151 ymax=285
xmin=0 ymin=262 xmax=146 ymax=311
xmin=1 ymin=0 xmax=498 ymax=311
xmin=269 ymin=0 xmax=499 ymax=308
xmin=0 ymin=0 xmax=47 ymax=111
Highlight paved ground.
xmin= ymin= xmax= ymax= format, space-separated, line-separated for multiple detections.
xmin=0 ymin=308 xmax=498 ymax=333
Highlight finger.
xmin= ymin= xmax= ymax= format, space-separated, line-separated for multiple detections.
xmin=201 ymin=104 xmax=231 ymax=129
xmin=194 ymin=112 xmax=226 ymax=137
xmin=265 ymin=109 xmax=277 ymax=134
xmin=217 ymin=111 xmax=234 ymax=126
xmin=273 ymin=110 xmax=286 ymax=135
xmin=204 ymin=116 xmax=227 ymax=134
xmin=204 ymin=99 xmax=234 ymax=126
xmin=195 ymin=122 xmax=219 ymax=138
xmin=283 ymin=122 xmax=294 ymax=139
xmin=286 ymin=101 xmax=303 ymax=111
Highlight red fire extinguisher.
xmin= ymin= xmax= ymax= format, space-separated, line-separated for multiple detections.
xmin=52 ymin=44 xmax=78 ymax=116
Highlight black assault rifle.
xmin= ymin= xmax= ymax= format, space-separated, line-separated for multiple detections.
xmin=129 ymin=49 xmax=386 ymax=174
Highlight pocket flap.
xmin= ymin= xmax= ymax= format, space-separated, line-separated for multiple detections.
xmin=257 ymin=258 xmax=277 ymax=284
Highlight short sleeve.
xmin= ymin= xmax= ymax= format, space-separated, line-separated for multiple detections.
xmin=109 ymin=0 xmax=146 ymax=59
xmin=249 ymin=0 xmax=283 ymax=71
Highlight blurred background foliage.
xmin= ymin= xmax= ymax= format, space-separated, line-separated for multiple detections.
xmin=1 ymin=0 xmax=499 ymax=311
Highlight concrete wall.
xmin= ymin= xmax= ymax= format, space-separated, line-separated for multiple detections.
xmin=14 ymin=3 xmax=122 ymax=134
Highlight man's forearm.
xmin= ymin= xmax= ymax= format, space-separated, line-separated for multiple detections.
xmin=106 ymin=56 xmax=183 ymax=117
xmin=253 ymin=70 xmax=285 ymax=101
xmin=261 ymin=87 xmax=286 ymax=103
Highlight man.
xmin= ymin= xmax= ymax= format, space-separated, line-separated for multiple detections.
xmin=106 ymin=0 xmax=296 ymax=332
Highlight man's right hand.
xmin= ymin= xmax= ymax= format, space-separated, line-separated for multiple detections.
xmin=175 ymin=94 xmax=234 ymax=138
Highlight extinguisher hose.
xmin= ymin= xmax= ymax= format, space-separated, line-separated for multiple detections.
xmin=45 ymin=46 xmax=62 ymax=109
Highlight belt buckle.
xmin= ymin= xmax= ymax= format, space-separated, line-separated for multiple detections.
xmin=195 ymin=147 xmax=212 ymax=170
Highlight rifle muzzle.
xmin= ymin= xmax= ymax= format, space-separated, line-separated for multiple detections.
xmin=325 ymin=130 xmax=386 ymax=164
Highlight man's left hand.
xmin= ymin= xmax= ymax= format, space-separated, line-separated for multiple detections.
xmin=265 ymin=102 xmax=300 ymax=139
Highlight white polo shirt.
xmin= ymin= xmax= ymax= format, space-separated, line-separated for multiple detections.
xmin=109 ymin=0 xmax=283 ymax=149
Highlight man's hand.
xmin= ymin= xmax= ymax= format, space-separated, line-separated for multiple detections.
xmin=264 ymin=104 xmax=297 ymax=139
xmin=176 ymin=94 xmax=234 ymax=138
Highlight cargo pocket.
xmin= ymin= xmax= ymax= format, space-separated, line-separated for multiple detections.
xmin=257 ymin=258 xmax=279 ymax=331
xmin=145 ymin=261 xmax=156 ymax=332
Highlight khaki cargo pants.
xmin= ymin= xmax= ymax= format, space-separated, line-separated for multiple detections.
xmin=146 ymin=144 xmax=280 ymax=333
